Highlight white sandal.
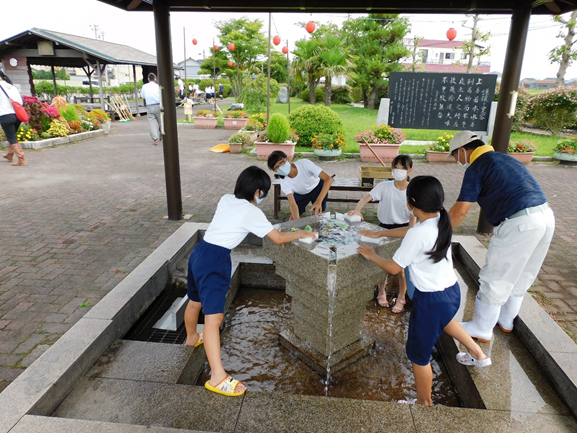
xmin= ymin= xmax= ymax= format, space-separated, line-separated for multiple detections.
xmin=397 ymin=398 xmax=416 ymax=405
xmin=456 ymin=352 xmax=491 ymax=367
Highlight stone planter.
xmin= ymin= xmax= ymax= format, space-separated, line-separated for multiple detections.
xmin=193 ymin=117 xmax=218 ymax=129
xmin=223 ymin=118 xmax=248 ymax=130
xmin=508 ymin=152 xmax=534 ymax=165
xmin=241 ymin=130 xmax=258 ymax=143
xmin=228 ymin=142 xmax=243 ymax=154
xmin=553 ymin=151 xmax=577 ymax=166
xmin=255 ymin=141 xmax=296 ymax=161
xmin=425 ymin=150 xmax=454 ymax=163
xmin=314 ymin=148 xmax=342 ymax=160
xmin=358 ymin=142 xmax=401 ymax=163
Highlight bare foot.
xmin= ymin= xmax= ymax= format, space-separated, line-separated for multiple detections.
xmin=210 ymin=373 xmax=247 ymax=394
xmin=185 ymin=332 xmax=202 ymax=347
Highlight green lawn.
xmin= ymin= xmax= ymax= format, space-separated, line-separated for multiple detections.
xmin=219 ymin=101 xmax=560 ymax=156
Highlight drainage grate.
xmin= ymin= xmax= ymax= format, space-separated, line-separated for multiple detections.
xmin=123 ymin=285 xmax=199 ymax=344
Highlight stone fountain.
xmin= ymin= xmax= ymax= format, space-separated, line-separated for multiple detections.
xmin=262 ymin=214 xmax=401 ymax=374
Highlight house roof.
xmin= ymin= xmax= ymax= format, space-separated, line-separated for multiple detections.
xmin=0 ymin=28 xmax=158 ymax=68
xmin=96 ymin=0 xmax=577 ymax=14
xmin=417 ymin=40 xmax=470 ymax=49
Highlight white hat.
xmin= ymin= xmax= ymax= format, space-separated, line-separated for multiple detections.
xmin=446 ymin=131 xmax=480 ymax=159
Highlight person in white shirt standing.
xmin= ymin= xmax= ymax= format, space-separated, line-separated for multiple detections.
xmin=140 ymin=73 xmax=161 ymax=146
xmin=0 ymin=70 xmax=26 ymax=166
xmin=358 ymin=175 xmax=491 ymax=406
xmin=268 ymin=150 xmax=333 ymax=220
xmin=177 ymin=77 xmax=184 ymax=99
xmin=184 ymin=166 xmax=316 ymax=397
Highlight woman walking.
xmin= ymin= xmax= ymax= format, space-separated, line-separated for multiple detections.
xmin=0 ymin=70 xmax=26 ymax=166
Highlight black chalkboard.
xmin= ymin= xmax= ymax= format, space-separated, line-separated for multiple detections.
xmin=388 ymin=72 xmax=497 ymax=131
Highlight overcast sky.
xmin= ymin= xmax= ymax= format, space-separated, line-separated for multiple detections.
xmin=0 ymin=0 xmax=571 ymax=80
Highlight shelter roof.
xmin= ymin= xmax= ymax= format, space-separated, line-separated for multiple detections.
xmin=0 ymin=28 xmax=157 ymax=68
xmin=96 ymin=0 xmax=577 ymax=15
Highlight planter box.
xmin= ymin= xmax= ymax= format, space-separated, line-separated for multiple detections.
xmin=229 ymin=143 xmax=242 ymax=154
xmin=358 ymin=142 xmax=401 ymax=163
xmin=223 ymin=118 xmax=248 ymax=130
xmin=193 ymin=117 xmax=218 ymax=129
xmin=425 ymin=150 xmax=454 ymax=163
xmin=18 ymin=129 xmax=106 ymax=150
xmin=553 ymin=151 xmax=577 ymax=166
xmin=242 ymin=130 xmax=258 ymax=143
xmin=255 ymin=141 xmax=296 ymax=162
xmin=360 ymin=166 xmax=393 ymax=188
xmin=508 ymin=152 xmax=534 ymax=165
xmin=314 ymin=148 xmax=342 ymax=160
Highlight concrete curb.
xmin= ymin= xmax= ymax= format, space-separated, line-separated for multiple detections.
xmin=3 ymin=129 xmax=108 ymax=150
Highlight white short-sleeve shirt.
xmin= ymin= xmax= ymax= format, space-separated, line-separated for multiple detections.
xmin=140 ymin=82 xmax=160 ymax=105
xmin=0 ymin=82 xmax=22 ymax=116
xmin=392 ymin=216 xmax=457 ymax=292
xmin=369 ymin=180 xmax=412 ymax=225
xmin=280 ymin=159 xmax=322 ymax=196
xmin=203 ymin=194 xmax=274 ymax=250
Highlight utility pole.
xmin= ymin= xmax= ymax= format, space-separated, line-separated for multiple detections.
xmin=267 ymin=13 xmax=272 ymax=123
xmin=183 ymin=27 xmax=187 ymax=95
xmin=286 ymin=39 xmax=291 ymax=115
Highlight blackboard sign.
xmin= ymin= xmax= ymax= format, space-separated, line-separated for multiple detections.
xmin=388 ymin=72 xmax=497 ymax=131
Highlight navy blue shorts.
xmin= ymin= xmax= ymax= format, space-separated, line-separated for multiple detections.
xmin=379 ymin=222 xmax=409 ymax=229
xmin=187 ymin=239 xmax=232 ymax=315
xmin=406 ymin=282 xmax=461 ymax=366
xmin=293 ymin=178 xmax=328 ymax=216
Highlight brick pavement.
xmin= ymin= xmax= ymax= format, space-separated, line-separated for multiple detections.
xmin=1 ymin=114 xmax=576 ymax=393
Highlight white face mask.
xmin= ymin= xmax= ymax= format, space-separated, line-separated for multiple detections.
xmin=277 ymin=161 xmax=291 ymax=177
xmin=392 ymin=169 xmax=408 ymax=181
xmin=254 ymin=192 xmax=265 ymax=204
xmin=457 ymin=148 xmax=470 ymax=169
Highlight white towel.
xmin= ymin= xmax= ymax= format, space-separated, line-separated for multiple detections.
xmin=360 ymin=235 xmax=381 ymax=244
xmin=298 ymin=233 xmax=319 ymax=244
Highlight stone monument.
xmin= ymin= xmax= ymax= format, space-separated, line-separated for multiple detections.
xmin=262 ymin=214 xmax=401 ymax=374
xmin=276 ymin=87 xmax=288 ymax=103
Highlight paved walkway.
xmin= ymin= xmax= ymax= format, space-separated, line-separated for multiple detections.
xmin=1 ymin=114 xmax=576 ymax=393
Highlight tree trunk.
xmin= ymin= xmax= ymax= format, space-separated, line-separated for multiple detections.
xmin=555 ymin=11 xmax=577 ymax=87
xmin=367 ymin=87 xmax=379 ymax=110
xmin=362 ymin=88 xmax=369 ymax=109
xmin=467 ymin=15 xmax=479 ymax=73
xmin=324 ymin=78 xmax=332 ymax=107
xmin=309 ymin=76 xmax=316 ymax=104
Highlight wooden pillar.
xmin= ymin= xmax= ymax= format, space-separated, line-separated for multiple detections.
xmin=96 ymin=60 xmax=105 ymax=112
xmin=51 ymin=65 xmax=57 ymax=97
xmin=133 ymin=64 xmax=140 ymax=116
xmin=153 ymin=0 xmax=183 ymax=221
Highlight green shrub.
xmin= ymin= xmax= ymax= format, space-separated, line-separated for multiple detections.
xmin=351 ymin=87 xmax=363 ymax=102
xmin=267 ymin=113 xmax=291 ymax=143
xmin=494 ymin=85 xmax=531 ymax=131
xmin=198 ymin=78 xmax=215 ymax=90
xmin=238 ymin=74 xmax=280 ymax=112
xmin=525 ymin=87 xmax=577 ymax=135
xmin=288 ymin=104 xmax=345 ymax=147
xmin=59 ymin=105 xmax=81 ymax=122
xmin=331 ymin=85 xmax=353 ymax=104
xmin=299 ymin=85 xmax=325 ymax=103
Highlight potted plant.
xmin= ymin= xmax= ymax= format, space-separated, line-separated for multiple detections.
xmin=507 ymin=139 xmax=537 ymax=164
xmin=228 ymin=131 xmax=252 ymax=154
xmin=223 ymin=110 xmax=249 ymax=130
xmin=425 ymin=133 xmax=455 ymax=163
xmin=193 ymin=109 xmax=218 ymax=129
xmin=240 ymin=121 xmax=262 ymax=143
xmin=312 ymin=132 xmax=345 ymax=159
xmin=248 ymin=113 xmax=268 ymax=131
xmin=356 ymin=125 xmax=405 ymax=162
xmin=255 ymin=113 xmax=296 ymax=161
xmin=553 ymin=135 xmax=577 ymax=166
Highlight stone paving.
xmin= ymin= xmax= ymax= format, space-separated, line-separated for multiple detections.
xmin=1 ymin=112 xmax=576 ymax=394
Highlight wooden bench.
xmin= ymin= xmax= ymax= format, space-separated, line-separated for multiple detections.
xmin=273 ymin=177 xmax=378 ymax=218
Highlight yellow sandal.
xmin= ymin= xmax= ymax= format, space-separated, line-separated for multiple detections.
xmin=205 ymin=375 xmax=246 ymax=397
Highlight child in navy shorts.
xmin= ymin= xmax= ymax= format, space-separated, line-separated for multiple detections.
xmin=358 ymin=176 xmax=491 ymax=406
xmin=185 ymin=166 xmax=317 ymax=397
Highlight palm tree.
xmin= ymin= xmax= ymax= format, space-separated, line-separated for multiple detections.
xmin=318 ymin=35 xmax=356 ymax=107
xmin=291 ymin=39 xmax=321 ymax=104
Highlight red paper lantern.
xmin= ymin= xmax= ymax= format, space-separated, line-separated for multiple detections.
xmin=305 ymin=21 xmax=316 ymax=34
xmin=228 ymin=43 xmax=235 ymax=51
xmin=446 ymin=28 xmax=457 ymax=41
xmin=214 ymin=45 xmax=218 ymax=51
xmin=228 ymin=61 xmax=233 ymax=67
xmin=282 ymin=46 xmax=288 ymax=54
xmin=273 ymin=35 xmax=281 ymax=46
xmin=192 ymin=38 xmax=198 ymax=45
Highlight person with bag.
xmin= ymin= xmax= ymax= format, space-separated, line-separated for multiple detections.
xmin=0 ymin=70 xmax=27 ymax=166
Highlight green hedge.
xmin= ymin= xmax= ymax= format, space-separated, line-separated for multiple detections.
xmin=288 ymin=104 xmax=345 ymax=147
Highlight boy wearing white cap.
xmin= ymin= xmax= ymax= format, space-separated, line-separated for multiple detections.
xmin=447 ymin=131 xmax=555 ymax=342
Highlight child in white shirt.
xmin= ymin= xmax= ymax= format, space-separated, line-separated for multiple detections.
xmin=268 ymin=150 xmax=333 ymax=220
xmin=358 ymin=175 xmax=491 ymax=406
xmin=185 ymin=166 xmax=317 ymax=397
xmin=351 ymin=155 xmax=416 ymax=312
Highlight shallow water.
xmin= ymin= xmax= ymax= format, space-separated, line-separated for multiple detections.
xmin=197 ymin=286 xmax=460 ymax=406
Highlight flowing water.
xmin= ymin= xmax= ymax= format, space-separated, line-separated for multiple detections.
xmin=323 ymin=265 xmax=337 ymax=396
xmin=197 ymin=286 xmax=460 ymax=406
